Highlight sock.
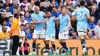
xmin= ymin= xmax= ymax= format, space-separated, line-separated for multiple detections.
xmin=61 ymin=42 xmax=68 ymax=51
xmin=45 ymin=44 xmax=49 ymax=52
xmin=44 ymin=41 xmax=46 ymax=49
xmin=33 ymin=42 xmax=36 ymax=52
xmin=22 ymin=52 xmax=24 ymax=55
xmin=52 ymin=44 xmax=56 ymax=51
xmin=81 ymin=39 xmax=86 ymax=49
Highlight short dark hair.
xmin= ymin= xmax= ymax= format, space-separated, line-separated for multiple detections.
xmin=20 ymin=24 xmax=25 ymax=26
xmin=80 ymin=0 xmax=85 ymax=6
xmin=14 ymin=13 xmax=19 ymax=18
xmin=20 ymin=14 xmax=24 ymax=18
xmin=9 ymin=16 xmax=13 ymax=19
xmin=46 ymin=11 xmax=51 ymax=14
xmin=5 ymin=5 xmax=10 ymax=8
xmin=0 ymin=1 xmax=3 ymax=4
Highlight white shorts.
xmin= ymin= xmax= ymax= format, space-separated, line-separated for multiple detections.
xmin=59 ymin=32 xmax=69 ymax=40
xmin=46 ymin=34 xmax=55 ymax=41
xmin=33 ymin=30 xmax=45 ymax=39
xmin=77 ymin=28 xmax=87 ymax=37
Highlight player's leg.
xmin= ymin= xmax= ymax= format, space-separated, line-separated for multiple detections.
xmin=59 ymin=32 xmax=70 ymax=55
xmin=80 ymin=35 xmax=87 ymax=55
xmin=40 ymin=30 xmax=47 ymax=50
xmin=32 ymin=30 xmax=39 ymax=55
xmin=45 ymin=35 xmax=50 ymax=55
xmin=32 ymin=38 xmax=37 ymax=54
xmin=77 ymin=28 xmax=87 ymax=54
xmin=50 ymin=35 xmax=58 ymax=55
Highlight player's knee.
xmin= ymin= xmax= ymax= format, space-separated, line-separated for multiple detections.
xmin=80 ymin=35 xmax=84 ymax=39
xmin=59 ymin=40 xmax=62 ymax=43
xmin=51 ymin=41 xmax=54 ymax=45
xmin=45 ymin=40 xmax=49 ymax=44
xmin=88 ymin=31 xmax=92 ymax=38
xmin=33 ymin=39 xmax=37 ymax=42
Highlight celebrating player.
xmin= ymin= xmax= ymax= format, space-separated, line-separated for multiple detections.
xmin=45 ymin=11 xmax=58 ymax=55
xmin=58 ymin=8 xmax=71 ymax=55
xmin=31 ymin=6 xmax=46 ymax=55
xmin=72 ymin=0 xmax=90 ymax=55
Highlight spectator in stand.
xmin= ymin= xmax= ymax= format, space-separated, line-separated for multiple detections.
xmin=0 ymin=26 xmax=10 ymax=40
xmin=19 ymin=0 xmax=30 ymax=11
xmin=0 ymin=12 xmax=8 ymax=25
xmin=51 ymin=1 xmax=56 ymax=7
xmin=16 ymin=24 xmax=27 ymax=55
xmin=5 ymin=5 xmax=12 ymax=18
xmin=52 ymin=0 xmax=59 ymax=7
xmin=24 ymin=23 xmax=33 ymax=55
xmin=34 ymin=0 xmax=40 ymax=6
xmin=17 ymin=6 xmax=21 ymax=14
xmin=10 ymin=13 xmax=20 ymax=55
xmin=88 ymin=14 xmax=96 ymax=39
xmin=6 ymin=16 xmax=13 ymax=27
xmin=90 ymin=5 xmax=98 ymax=24
xmin=27 ymin=4 xmax=34 ymax=14
xmin=17 ymin=38 xmax=29 ymax=55
xmin=2 ymin=21 xmax=10 ymax=32
xmin=55 ymin=7 xmax=62 ymax=39
xmin=57 ymin=7 xmax=62 ymax=17
xmin=94 ymin=20 xmax=100 ymax=39
xmin=20 ymin=5 xmax=26 ymax=15
xmin=66 ymin=0 xmax=76 ymax=12
xmin=19 ymin=14 xmax=27 ymax=25
xmin=30 ymin=21 xmax=34 ymax=33
xmin=24 ymin=11 xmax=32 ymax=23
xmin=70 ymin=31 xmax=79 ymax=39
xmin=40 ymin=2 xmax=46 ymax=12
xmin=0 ymin=1 xmax=4 ymax=12
xmin=9 ymin=0 xmax=18 ymax=14
xmin=13 ymin=8 xmax=18 ymax=14
xmin=30 ymin=0 xmax=36 ymax=11
xmin=87 ymin=0 xmax=97 ymax=6
xmin=51 ymin=7 xmax=58 ymax=17
xmin=4 ymin=0 xmax=12 ymax=8
xmin=96 ymin=3 xmax=100 ymax=23
xmin=51 ymin=7 xmax=59 ymax=39
xmin=43 ymin=0 xmax=51 ymax=8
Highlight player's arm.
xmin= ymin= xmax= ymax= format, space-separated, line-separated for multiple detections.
xmin=87 ymin=14 xmax=91 ymax=21
xmin=33 ymin=19 xmax=44 ymax=24
xmin=67 ymin=19 xmax=71 ymax=29
xmin=32 ymin=13 xmax=45 ymax=24
xmin=86 ymin=9 xmax=91 ymax=21
xmin=42 ymin=19 xmax=46 ymax=30
xmin=65 ymin=18 xmax=71 ymax=30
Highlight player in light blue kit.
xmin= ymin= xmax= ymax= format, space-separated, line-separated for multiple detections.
xmin=31 ymin=6 xmax=46 ymax=55
xmin=45 ymin=11 xmax=58 ymax=55
xmin=72 ymin=0 xmax=90 ymax=55
xmin=58 ymin=8 xmax=71 ymax=55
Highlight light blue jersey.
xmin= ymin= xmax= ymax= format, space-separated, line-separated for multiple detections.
xmin=58 ymin=14 xmax=70 ymax=33
xmin=31 ymin=11 xmax=45 ymax=31
xmin=46 ymin=17 xmax=55 ymax=35
xmin=72 ymin=7 xmax=89 ymax=29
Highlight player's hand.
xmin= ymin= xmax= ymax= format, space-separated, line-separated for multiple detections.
xmin=42 ymin=19 xmax=46 ymax=23
xmin=64 ymin=27 xmax=67 ymax=32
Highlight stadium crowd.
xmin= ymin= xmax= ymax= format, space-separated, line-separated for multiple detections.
xmin=0 ymin=0 xmax=100 ymax=55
